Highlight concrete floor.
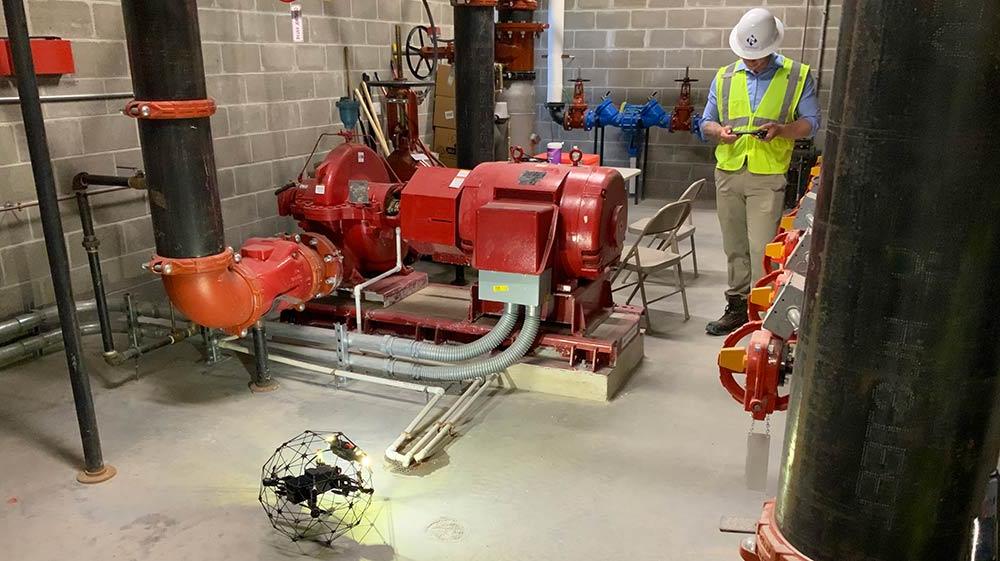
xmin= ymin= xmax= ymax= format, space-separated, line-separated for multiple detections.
xmin=0 ymin=202 xmax=787 ymax=561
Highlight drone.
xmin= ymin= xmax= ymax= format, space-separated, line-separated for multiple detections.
xmin=259 ymin=431 xmax=375 ymax=545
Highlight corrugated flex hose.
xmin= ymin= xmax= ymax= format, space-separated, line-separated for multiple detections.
xmin=349 ymin=306 xmax=541 ymax=382
xmin=347 ymin=303 xmax=521 ymax=362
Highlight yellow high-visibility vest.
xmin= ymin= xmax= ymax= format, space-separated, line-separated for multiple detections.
xmin=715 ymin=57 xmax=810 ymax=174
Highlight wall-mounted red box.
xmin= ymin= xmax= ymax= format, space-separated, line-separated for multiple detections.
xmin=0 ymin=36 xmax=75 ymax=77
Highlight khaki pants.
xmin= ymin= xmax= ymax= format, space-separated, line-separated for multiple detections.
xmin=715 ymin=167 xmax=787 ymax=297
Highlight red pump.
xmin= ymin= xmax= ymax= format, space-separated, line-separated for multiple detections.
xmin=279 ymin=140 xmax=628 ymax=335
xmin=277 ymin=143 xmax=407 ymax=286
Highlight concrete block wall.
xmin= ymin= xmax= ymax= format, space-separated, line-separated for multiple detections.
xmin=0 ymin=0 xmax=452 ymax=317
xmin=534 ymin=0 xmax=842 ymax=200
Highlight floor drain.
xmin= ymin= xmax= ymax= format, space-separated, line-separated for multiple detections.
xmin=426 ymin=518 xmax=464 ymax=542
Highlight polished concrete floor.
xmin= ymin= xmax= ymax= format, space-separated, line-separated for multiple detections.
xmin=0 ymin=202 xmax=787 ymax=561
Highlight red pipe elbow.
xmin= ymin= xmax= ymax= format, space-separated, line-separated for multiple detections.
xmin=148 ymin=233 xmax=343 ymax=335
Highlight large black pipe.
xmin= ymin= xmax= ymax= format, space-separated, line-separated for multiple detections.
xmin=119 ymin=1 xmax=224 ymax=259
xmin=453 ymin=5 xmax=495 ymax=168
xmin=775 ymin=2 xmax=1000 ymax=560
xmin=1 ymin=0 xmax=112 ymax=481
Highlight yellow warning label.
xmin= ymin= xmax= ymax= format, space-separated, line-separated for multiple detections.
xmin=492 ymin=285 xmax=510 ymax=293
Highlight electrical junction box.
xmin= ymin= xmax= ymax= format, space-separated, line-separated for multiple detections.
xmin=478 ymin=269 xmax=551 ymax=307
xmin=0 ymin=37 xmax=75 ymax=77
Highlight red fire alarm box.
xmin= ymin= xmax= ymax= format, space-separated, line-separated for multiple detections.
xmin=0 ymin=36 xmax=75 ymax=77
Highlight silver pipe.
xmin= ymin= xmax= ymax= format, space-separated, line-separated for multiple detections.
xmin=0 ymin=320 xmax=167 ymax=368
xmin=0 ymin=299 xmax=182 ymax=346
xmin=346 ymin=303 xmax=520 ymax=362
xmin=368 ymin=306 xmax=541 ymax=381
xmin=0 ymin=92 xmax=133 ymax=105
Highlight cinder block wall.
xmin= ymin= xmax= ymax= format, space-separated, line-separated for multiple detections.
xmin=534 ymin=0 xmax=842 ymax=200
xmin=0 ymin=0 xmax=452 ymax=316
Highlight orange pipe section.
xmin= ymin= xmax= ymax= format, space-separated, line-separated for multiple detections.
xmin=148 ymin=233 xmax=343 ymax=335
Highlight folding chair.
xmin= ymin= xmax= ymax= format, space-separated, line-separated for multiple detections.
xmin=612 ymin=200 xmax=693 ymax=328
xmin=627 ymin=179 xmax=708 ymax=276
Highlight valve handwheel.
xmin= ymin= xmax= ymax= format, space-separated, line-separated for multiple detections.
xmin=747 ymin=269 xmax=786 ymax=321
xmin=406 ymin=25 xmax=440 ymax=80
xmin=717 ymin=321 xmax=791 ymax=421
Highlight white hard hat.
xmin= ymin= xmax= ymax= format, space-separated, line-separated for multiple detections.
xmin=729 ymin=8 xmax=784 ymax=60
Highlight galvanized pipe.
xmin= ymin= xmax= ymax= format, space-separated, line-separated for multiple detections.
xmin=0 ymin=92 xmax=134 ymax=105
xmin=775 ymin=2 xmax=1000 ymax=560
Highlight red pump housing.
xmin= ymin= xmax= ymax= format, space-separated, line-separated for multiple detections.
xmin=277 ymin=143 xmax=407 ymax=285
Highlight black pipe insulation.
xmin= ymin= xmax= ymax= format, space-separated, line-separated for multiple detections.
xmin=1 ymin=0 xmax=110 ymax=479
xmin=120 ymin=0 xmax=224 ymax=259
xmin=453 ymin=4 xmax=495 ymax=168
xmin=775 ymin=2 xmax=1000 ymax=560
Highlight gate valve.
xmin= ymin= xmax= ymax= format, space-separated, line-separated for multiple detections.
xmin=717 ymin=321 xmax=793 ymax=421
xmin=763 ymin=229 xmax=803 ymax=273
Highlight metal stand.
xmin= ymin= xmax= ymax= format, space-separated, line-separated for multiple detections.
xmin=249 ymin=323 xmax=278 ymax=392
xmin=450 ymin=265 xmax=467 ymax=286
xmin=593 ymin=126 xmax=606 ymax=165
xmin=2 ymin=0 xmax=114 ymax=484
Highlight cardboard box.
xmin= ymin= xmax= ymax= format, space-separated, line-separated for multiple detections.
xmin=435 ymin=64 xmax=455 ymax=98
xmin=433 ymin=95 xmax=456 ymax=130
xmin=433 ymin=127 xmax=458 ymax=168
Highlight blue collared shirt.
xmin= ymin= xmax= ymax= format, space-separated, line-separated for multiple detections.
xmin=702 ymin=54 xmax=821 ymax=137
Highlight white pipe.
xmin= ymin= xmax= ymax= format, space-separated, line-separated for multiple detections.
xmin=218 ymin=339 xmax=475 ymax=466
xmin=353 ymin=227 xmax=403 ymax=328
xmin=395 ymin=378 xmax=484 ymax=467
xmin=412 ymin=375 xmax=496 ymax=464
xmin=546 ymin=0 xmax=565 ymax=104
xmin=384 ymin=391 xmax=446 ymax=465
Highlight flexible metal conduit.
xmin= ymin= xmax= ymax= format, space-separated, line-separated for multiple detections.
xmin=347 ymin=306 xmax=541 ymax=381
xmin=347 ymin=303 xmax=520 ymax=362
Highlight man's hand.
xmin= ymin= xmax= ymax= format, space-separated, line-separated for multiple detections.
xmin=759 ymin=123 xmax=785 ymax=142
xmin=719 ymin=126 xmax=738 ymax=144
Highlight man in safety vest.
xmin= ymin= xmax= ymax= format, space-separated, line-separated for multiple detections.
xmin=702 ymin=8 xmax=821 ymax=336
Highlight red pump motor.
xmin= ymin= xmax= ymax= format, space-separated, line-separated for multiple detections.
xmin=402 ymin=161 xmax=628 ymax=333
xmin=277 ymin=143 xmax=408 ymax=286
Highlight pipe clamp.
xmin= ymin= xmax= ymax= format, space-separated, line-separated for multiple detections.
xmin=123 ymin=98 xmax=217 ymax=120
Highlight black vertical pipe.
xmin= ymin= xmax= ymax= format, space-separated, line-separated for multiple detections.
xmin=250 ymin=324 xmax=273 ymax=388
xmin=119 ymin=1 xmax=224 ymax=259
xmin=775 ymin=2 xmax=1000 ymax=560
xmin=453 ymin=5 xmax=495 ymax=168
xmin=1 ymin=0 xmax=108 ymax=476
xmin=74 ymin=191 xmax=115 ymax=354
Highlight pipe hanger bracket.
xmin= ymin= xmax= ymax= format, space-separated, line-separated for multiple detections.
xmin=123 ymin=98 xmax=217 ymax=120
